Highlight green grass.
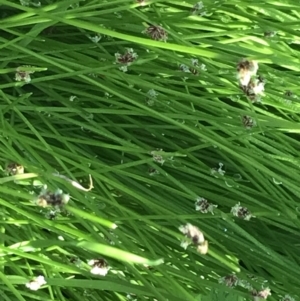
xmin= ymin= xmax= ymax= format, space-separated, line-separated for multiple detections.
xmin=0 ymin=0 xmax=299 ymax=301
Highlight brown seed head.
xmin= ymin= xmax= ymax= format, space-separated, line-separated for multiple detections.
xmin=145 ymin=25 xmax=168 ymax=41
xmin=242 ymin=115 xmax=256 ymax=129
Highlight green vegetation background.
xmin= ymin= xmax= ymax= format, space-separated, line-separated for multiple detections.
xmin=0 ymin=1 xmax=299 ymax=301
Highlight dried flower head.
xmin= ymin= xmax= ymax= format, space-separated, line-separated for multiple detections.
xmin=35 ymin=187 xmax=70 ymax=207
xmin=179 ymin=223 xmax=205 ymax=244
xmin=144 ymin=25 xmax=168 ymax=42
xmin=196 ymin=240 xmax=208 ymax=254
xmin=242 ymin=77 xmax=265 ymax=101
xmin=88 ymin=259 xmax=110 ymax=276
xmin=179 ymin=223 xmax=208 ymax=254
xmin=252 ymin=287 xmax=271 ymax=300
xmin=231 ymin=202 xmax=254 ymax=221
xmin=115 ymin=48 xmax=138 ymax=72
xmin=242 ymin=115 xmax=256 ymax=129
xmin=237 ymin=59 xmax=258 ymax=87
xmin=15 ymin=65 xmax=35 ymax=83
xmin=195 ymin=197 xmax=217 ymax=214
xmin=219 ymin=274 xmax=239 ymax=287
xmin=25 ymin=275 xmax=46 ymax=291
xmin=6 ymin=162 xmax=24 ymax=175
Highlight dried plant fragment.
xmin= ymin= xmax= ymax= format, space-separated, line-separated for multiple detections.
xmin=52 ymin=173 xmax=93 ymax=192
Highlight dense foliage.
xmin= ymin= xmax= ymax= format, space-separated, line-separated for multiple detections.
xmin=0 ymin=1 xmax=299 ymax=301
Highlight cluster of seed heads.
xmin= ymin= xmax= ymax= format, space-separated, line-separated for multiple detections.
xmin=179 ymin=223 xmax=208 ymax=254
xmin=36 ymin=187 xmax=70 ymax=208
xmin=237 ymin=59 xmax=265 ymax=102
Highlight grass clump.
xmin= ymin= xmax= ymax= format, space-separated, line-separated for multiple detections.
xmin=0 ymin=1 xmax=299 ymax=301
